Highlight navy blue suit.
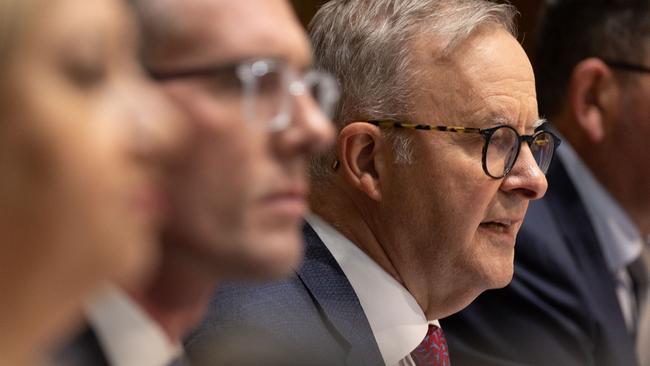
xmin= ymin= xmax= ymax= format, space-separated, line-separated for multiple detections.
xmin=441 ymin=159 xmax=638 ymax=366
xmin=52 ymin=327 xmax=110 ymax=366
xmin=185 ymin=224 xmax=383 ymax=366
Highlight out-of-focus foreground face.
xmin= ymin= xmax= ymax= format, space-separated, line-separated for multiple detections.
xmin=379 ymin=27 xmax=548 ymax=318
xmin=0 ymin=0 xmax=184 ymax=360
xmin=143 ymin=0 xmax=334 ymax=279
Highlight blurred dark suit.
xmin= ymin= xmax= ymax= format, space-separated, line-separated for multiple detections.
xmin=441 ymin=159 xmax=638 ymax=366
xmin=52 ymin=327 xmax=109 ymax=366
xmin=636 ymin=247 xmax=650 ymax=366
xmin=185 ymin=224 xmax=383 ymax=366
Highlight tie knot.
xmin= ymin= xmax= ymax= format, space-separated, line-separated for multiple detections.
xmin=410 ymin=324 xmax=450 ymax=366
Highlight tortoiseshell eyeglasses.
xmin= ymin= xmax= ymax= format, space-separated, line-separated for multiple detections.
xmin=366 ymin=120 xmax=562 ymax=179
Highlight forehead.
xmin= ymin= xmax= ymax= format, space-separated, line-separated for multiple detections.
xmin=414 ymin=27 xmax=537 ymax=129
xmin=155 ymin=0 xmax=311 ymax=69
xmin=26 ymin=0 xmax=135 ymax=53
xmin=47 ymin=0 xmax=131 ymax=33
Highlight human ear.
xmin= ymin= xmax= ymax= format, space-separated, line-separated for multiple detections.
xmin=335 ymin=122 xmax=385 ymax=201
xmin=568 ymin=58 xmax=620 ymax=142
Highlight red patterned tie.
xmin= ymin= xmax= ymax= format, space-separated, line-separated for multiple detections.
xmin=410 ymin=324 xmax=450 ymax=366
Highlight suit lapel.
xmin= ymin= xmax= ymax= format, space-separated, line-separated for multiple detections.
xmin=297 ymin=223 xmax=384 ymax=366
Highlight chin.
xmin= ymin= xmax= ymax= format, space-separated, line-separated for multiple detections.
xmin=105 ymin=228 xmax=159 ymax=286
xmin=491 ymin=270 xmax=514 ymax=289
xmin=480 ymin=242 xmax=516 ymax=288
xmin=239 ymin=229 xmax=304 ymax=280
xmin=483 ymin=260 xmax=514 ymax=290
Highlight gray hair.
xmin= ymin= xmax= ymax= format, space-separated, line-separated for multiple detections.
xmin=308 ymin=0 xmax=517 ymax=181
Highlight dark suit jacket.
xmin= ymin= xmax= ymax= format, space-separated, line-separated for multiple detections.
xmin=184 ymin=224 xmax=383 ymax=366
xmin=441 ymin=159 xmax=638 ymax=366
xmin=52 ymin=327 xmax=110 ymax=366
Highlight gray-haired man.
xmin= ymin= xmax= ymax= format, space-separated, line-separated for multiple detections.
xmin=187 ymin=0 xmax=557 ymax=365
xmin=443 ymin=1 xmax=650 ymax=365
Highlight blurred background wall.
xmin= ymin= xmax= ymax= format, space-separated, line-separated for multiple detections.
xmin=289 ymin=0 xmax=543 ymax=56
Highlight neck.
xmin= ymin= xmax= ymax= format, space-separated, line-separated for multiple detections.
xmin=559 ymin=121 xmax=650 ymax=236
xmin=128 ymin=242 xmax=218 ymax=343
xmin=310 ymin=183 xmax=404 ymax=285
xmin=310 ymin=179 xmax=457 ymax=320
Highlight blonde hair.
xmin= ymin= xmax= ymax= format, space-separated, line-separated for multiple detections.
xmin=0 ymin=0 xmax=33 ymax=69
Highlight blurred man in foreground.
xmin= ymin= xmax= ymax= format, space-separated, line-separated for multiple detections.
xmin=56 ymin=0 xmax=336 ymax=364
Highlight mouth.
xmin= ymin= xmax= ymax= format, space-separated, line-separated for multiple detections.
xmin=259 ymin=188 xmax=308 ymax=220
xmin=130 ymin=183 xmax=167 ymax=223
xmin=479 ymin=220 xmax=513 ymax=233
xmin=478 ymin=218 xmax=521 ymax=246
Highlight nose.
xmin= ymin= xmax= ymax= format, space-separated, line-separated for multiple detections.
xmin=500 ymin=144 xmax=548 ymax=200
xmin=271 ymin=93 xmax=335 ymax=157
xmin=126 ymin=79 xmax=188 ymax=168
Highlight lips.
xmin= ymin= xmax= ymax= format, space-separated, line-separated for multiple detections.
xmin=479 ymin=221 xmax=511 ymax=232
xmin=259 ymin=186 xmax=308 ymax=219
xmin=129 ymin=182 xmax=167 ymax=223
xmin=478 ymin=216 xmax=524 ymax=244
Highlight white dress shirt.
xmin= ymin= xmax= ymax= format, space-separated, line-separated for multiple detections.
xmin=85 ymin=285 xmax=183 ymax=366
xmin=307 ymin=215 xmax=439 ymax=366
xmin=558 ymin=141 xmax=644 ymax=331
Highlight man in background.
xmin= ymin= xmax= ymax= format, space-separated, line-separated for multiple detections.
xmin=186 ymin=1 xmax=555 ymax=365
xmin=442 ymin=1 xmax=650 ymax=365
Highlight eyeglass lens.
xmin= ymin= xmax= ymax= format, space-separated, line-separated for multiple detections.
xmin=241 ymin=61 xmax=338 ymax=131
xmin=485 ymin=127 xmax=556 ymax=178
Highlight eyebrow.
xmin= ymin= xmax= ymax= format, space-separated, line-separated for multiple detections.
xmin=533 ymin=118 xmax=547 ymax=129
xmin=489 ymin=114 xmax=547 ymax=130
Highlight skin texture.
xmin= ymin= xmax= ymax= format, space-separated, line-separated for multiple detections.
xmin=129 ymin=0 xmax=334 ymax=342
xmin=312 ymin=26 xmax=548 ymax=321
xmin=0 ymin=0 xmax=185 ymax=364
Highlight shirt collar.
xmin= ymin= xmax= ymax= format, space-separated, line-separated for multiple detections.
xmin=557 ymin=140 xmax=643 ymax=273
xmin=85 ymin=285 xmax=183 ymax=366
xmin=307 ymin=215 xmax=437 ymax=366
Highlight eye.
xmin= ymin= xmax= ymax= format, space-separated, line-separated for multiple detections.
xmin=63 ymin=60 xmax=107 ymax=89
xmin=205 ymin=71 xmax=242 ymax=95
xmin=489 ymin=127 xmax=518 ymax=153
xmin=256 ymin=70 xmax=283 ymax=96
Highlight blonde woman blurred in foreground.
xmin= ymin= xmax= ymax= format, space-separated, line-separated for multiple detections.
xmin=0 ymin=0 xmax=185 ymax=364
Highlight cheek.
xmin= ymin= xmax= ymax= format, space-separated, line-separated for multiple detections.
xmin=424 ymin=169 xmax=500 ymax=259
xmin=167 ymin=120 xmax=266 ymax=248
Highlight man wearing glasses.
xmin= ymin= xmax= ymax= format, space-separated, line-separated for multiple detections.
xmin=186 ymin=0 xmax=556 ymax=365
xmin=56 ymin=0 xmax=337 ymax=365
xmin=442 ymin=1 xmax=650 ymax=366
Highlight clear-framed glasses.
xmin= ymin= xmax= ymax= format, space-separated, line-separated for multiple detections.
xmin=148 ymin=58 xmax=340 ymax=131
xmin=366 ymin=120 xmax=562 ymax=179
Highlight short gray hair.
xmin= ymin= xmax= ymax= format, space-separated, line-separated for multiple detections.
xmin=308 ymin=0 xmax=517 ymax=181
